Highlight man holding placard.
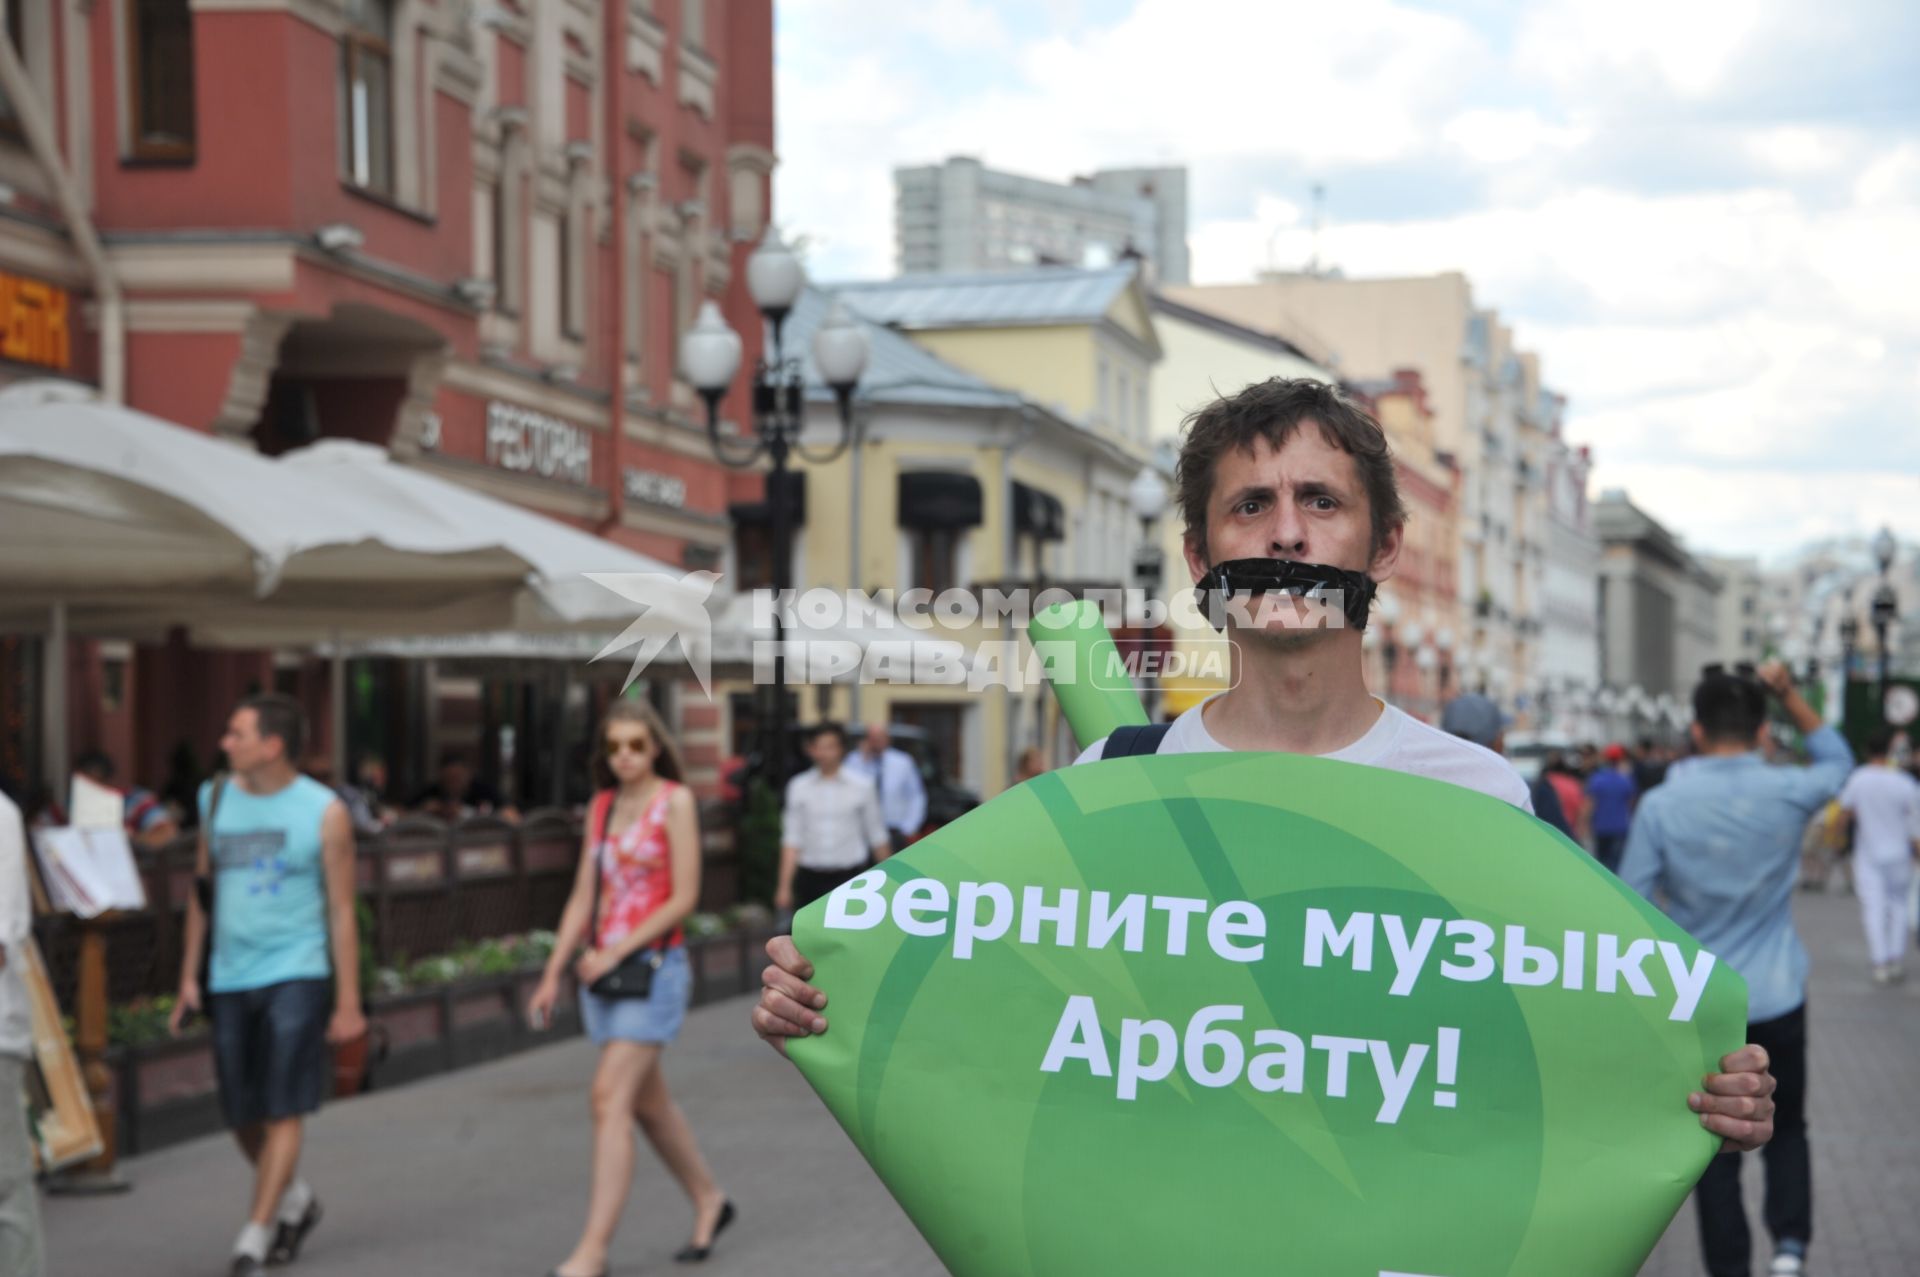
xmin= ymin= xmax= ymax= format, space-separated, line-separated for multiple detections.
xmin=168 ymin=695 xmax=364 ymax=1277
xmin=755 ymin=379 xmax=1778 ymax=1159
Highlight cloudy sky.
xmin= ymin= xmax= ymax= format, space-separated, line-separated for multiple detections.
xmin=774 ymin=0 xmax=1920 ymax=563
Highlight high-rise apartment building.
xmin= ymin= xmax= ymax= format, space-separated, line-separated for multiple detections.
xmin=894 ymin=156 xmax=1189 ymax=284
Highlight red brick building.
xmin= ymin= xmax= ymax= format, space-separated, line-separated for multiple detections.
xmin=0 ymin=0 xmax=775 ymax=804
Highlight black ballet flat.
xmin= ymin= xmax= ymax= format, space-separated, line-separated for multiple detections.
xmin=673 ymin=1200 xmax=736 ymax=1264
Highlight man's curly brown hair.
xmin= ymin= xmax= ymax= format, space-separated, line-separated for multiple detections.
xmin=1175 ymin=377 xmax=1406 ymax=559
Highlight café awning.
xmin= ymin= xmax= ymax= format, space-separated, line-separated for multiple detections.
xmin=0 ymin=382 xmax=538 ymax=634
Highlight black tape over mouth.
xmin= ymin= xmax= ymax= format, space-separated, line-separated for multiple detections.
xmin=1193 ymin=558 xmax=1378 ymax=632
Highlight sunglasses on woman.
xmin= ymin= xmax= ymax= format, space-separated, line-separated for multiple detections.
xmin=606 ymin=735 xmax=654 ymax=757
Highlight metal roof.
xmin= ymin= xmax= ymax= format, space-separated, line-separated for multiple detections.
xmin=785 ymin=285 xmax=1025 ymax=411
xmin=824 ymin=265 xmax=1140 ymax=330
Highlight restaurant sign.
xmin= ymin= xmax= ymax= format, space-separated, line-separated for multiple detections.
xmin=623 ymin=466 xmax=687 ymax=510
xmin=0 ymin=271 xmax=70 ymax=370
xmin=485 ymin=401 xmax=591 ymax=485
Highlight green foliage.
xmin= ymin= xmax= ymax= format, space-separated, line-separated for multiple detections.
xmin=684 ymin=911 xmax=727 ymax=939
xmin=107 ymin=996 xmax=175 ymax=1048
xmin=736 ymin=777 xmax=782 ymax=906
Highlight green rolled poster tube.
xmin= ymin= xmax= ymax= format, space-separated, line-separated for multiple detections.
xmin=1029 ymin=599 xmax=1148 ymax=748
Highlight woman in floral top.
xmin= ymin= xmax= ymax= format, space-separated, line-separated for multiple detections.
xmin=531 ymin=699 xmax=733 ymax=1275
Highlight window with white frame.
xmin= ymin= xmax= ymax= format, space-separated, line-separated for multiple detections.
xmin=340 ymin=0 xmax=395 ymax=195
xmin=681 ymin=0 xmax=704 ymax=50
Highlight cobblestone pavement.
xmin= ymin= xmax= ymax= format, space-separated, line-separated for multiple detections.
xmin=43 ymin=888 xmax=1917 ymax=1276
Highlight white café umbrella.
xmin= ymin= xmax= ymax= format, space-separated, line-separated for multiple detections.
xmin=0 ymin=381 xmax=543 ymax=789
xmin=273 ymin=440 xmax=714 ymax=644
xmin=0 ymin=382 xmax=537 ymax=625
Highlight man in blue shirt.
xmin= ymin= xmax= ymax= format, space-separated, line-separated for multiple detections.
xmin=168 ymin=695 xmax=365 ymax=1277
xmin=843 ymin=724 xmax=928 ymax=851
xmin=1585 ymin=743 xmax=1638 ymax=872
xmin=1621 ymin=661 xmax=1852 ymax=1277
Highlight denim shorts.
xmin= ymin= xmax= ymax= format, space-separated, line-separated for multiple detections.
xmin=579 ymin=946 xmax=691 ymax=1046
xmin=207 ymin=977 xmax=332 ymax=1129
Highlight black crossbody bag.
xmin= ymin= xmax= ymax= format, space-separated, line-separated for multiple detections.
xmin=588 ymin=790 xmax=667 ymax=1000
xmin=192 ymin=773 xmax=231 ymax=991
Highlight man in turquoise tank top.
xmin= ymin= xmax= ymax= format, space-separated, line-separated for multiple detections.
xmin=168 ymin=694 xmax=364 ymax=1277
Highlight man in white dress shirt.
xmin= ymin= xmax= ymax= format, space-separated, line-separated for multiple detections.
xmin=843 ymin=724 xmax=928 ymax=852
xmin=776 ymin=724 xmax=893 ymax=913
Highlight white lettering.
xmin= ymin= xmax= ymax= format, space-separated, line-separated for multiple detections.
xmin=1150 ymin=895 xmax=1209 ymax=957
xmin=1439 ymin=919 xmax=1496 ymax=982
xmin=1304 ymin=909 xmax=1374 ymax=972
xmin=1182 ymin=1005 xmax=1246 ymax=1088
xmin=1657 ymin=942 xmax=1716 ymax=1022
xmin=1312 ymin=1035 xmax=1370 ymax=1098
xmin=890 ymin=879 xmax=950 ymax=938
xmin=1596 ymin=934 xmax=1657 ymax=998
xmin=1019 ymin=886 xmax=1080 ymax=948
xmin=1116 ymin=1018 xmax=1177 ymax=1101
xmin=822 ymin=868 xmax=888 ymax=930
xmin=1248 ymin=1029 xmax=1306 ymax=1094
xmin=1384 ymin=914 xmax=1443 ymax=996
xmin=1206 ymin=901 xmax=1266 ymax=963
xmin=952 ymin=881 xmax=1013 ymax=959
xmin=1039 ymin=995 xmax=1111 ymax=1077
xmin=1367 ymin=1039 xmax=1431 ymax=1125
xmin=1088 ymin=892 xmax=1147 ymax=953
xmin=1503 ymin=925 xmax=1560 ymax=987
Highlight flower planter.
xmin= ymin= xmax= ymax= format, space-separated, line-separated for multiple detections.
xmin=107 ymin=924 xmax=770 ymax=1157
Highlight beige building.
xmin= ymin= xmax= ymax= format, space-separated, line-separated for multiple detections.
xmin=748 ymin=279 xmax=1154 ymax=792
xmin=1166 ymin=273 xmax=1577 ymax=721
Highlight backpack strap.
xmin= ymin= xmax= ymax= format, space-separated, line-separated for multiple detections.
xmin=1101 ymin=723 xmax=1173 ymax=759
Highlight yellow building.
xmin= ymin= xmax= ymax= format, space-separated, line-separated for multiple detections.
xmin=710 ymin=279 xmax=1156 ymax=799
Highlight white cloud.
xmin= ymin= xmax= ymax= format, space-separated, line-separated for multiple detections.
xmin=777 ymin=0 xmax=1920 ymax=555
xmin=1443 ymin=109 xmax=1591 ymax=166
xmin=1515 ymin=0 xmax=1766 ymax=100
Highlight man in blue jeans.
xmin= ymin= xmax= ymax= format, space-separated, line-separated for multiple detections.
xmin=169 ymin=695 xmax=364 ymax=1277
xmin=1586 ymin=742 xmax=1638 ymax=871
xmin=1621 ymin=661 xmax=1852 ymax=1277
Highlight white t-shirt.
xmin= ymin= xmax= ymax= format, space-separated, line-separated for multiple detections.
xmin=1838 ymin=765 xmax=1920 ymax=864
xmin=1074 ymin=695 xmax=1534 ymax=813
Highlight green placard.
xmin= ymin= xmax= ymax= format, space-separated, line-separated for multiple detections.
xmin=788 ymin=752 xmax=1745 ymax=1277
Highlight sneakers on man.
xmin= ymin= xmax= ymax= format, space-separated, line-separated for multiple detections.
xmin=230 ymin=1256 xmax=268 ymax=1277
xmin=268 ymin=1198 xmax=322 ymax=1265
xmin=1872 ymin=963 xmax=1893 ymax=985
xmin=1769 ymin=1249 xmax=1807 ymax=1274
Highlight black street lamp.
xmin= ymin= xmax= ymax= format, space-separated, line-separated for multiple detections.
xmin=1127 ymin=467 xmax=1168 ymax=721
xmin=680 ymin=227 xmax=868 ymax=787
xmin=1870 ymin=526 xmax=1899 ymax=719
